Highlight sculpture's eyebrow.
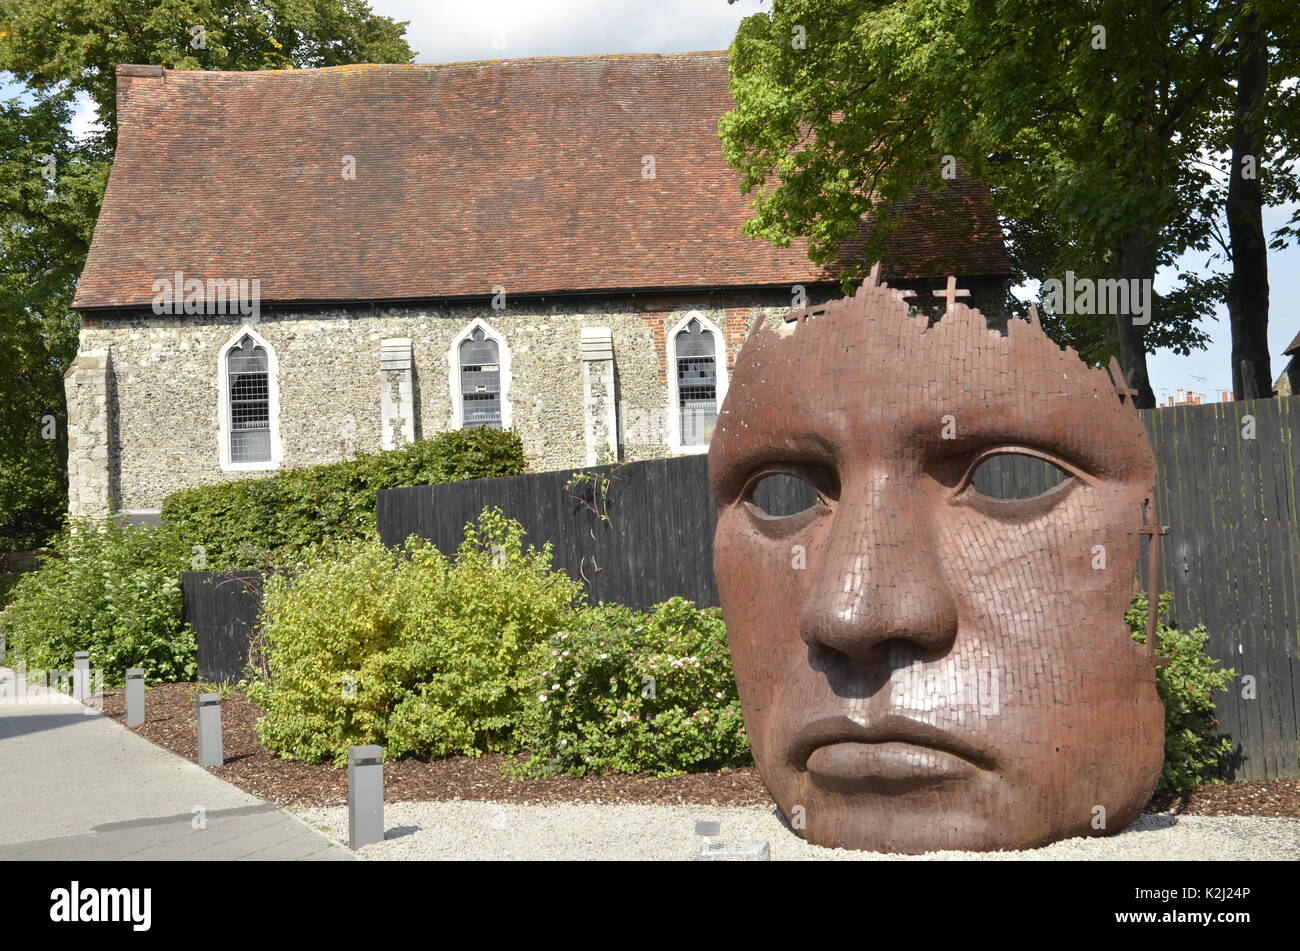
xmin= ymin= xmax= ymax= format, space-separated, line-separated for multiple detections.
xmin=900 ymin=396 xmax=1134 ymax=477
xmin=710 ymin=423 xmax=839 ymax=500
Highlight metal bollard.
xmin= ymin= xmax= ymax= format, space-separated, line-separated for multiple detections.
xmin=73 ymin=652 xmax=90 ymax=701
xmin=126 ymin=669 xmax=145 ymax=727
xmin=196 ymin=693 xmax=223 ymax=767
xmin=347 ymin=745 xmax=384 ymax=849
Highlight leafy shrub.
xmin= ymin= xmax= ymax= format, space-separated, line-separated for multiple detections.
xmin=0 ymin=519 xmax=197 ymax=684
xmin=513 ymin=597 xmax=751 ymax=777
xmin=248 ymin=509 xmax=584 ymax=766
xmin=1128 ymin=592 xmax=1235 ymax=794
xmin=160 ymin=427 xmax=526 ymax=569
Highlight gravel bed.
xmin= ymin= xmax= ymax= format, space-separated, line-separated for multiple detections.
xmin=293 ymin=801 xmax=1300 ymax=861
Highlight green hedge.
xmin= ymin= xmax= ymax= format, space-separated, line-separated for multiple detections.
xmin=0 ymin=519 xmax=197 ymax=685
xmin=160 ymin=428 xmax=525 ymax=569
xmin=514 ymin=598 xmax=750 ymax=777
xmin=1129 ymin=592 xmax=1236 ymax=794
xmin=248 ymin=509 xmax=584 ymax=765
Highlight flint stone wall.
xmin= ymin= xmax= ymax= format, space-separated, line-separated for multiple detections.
xmin=71 ymin=280 xmax=1007 ymax=515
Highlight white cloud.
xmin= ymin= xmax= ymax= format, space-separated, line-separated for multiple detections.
xmin=370 ymin=0 xmax=768 ymax=63
xmin=69 ymin=91 xmax=102 ymax=142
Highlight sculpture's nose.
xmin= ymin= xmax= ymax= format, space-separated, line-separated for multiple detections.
xmin=799 ymin=467 xmax=959 ymax=664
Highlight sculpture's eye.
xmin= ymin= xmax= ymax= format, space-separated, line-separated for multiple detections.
xmin=960 ymin=448 xmax=1078 ymax=516
xmin=742 ymin=464 xmax=838 ymax=528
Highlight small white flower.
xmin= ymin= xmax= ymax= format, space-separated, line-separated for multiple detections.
xmin=552 ymin=683 xmax=561 ymax=690
xmin=538 ymin=693 xmax=548 ymax=702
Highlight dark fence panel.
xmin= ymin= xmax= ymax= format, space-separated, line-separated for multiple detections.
xmin=380 ymin=456 xmax=720 ymax=609
xmin=181 ymin=571 xmax=264 ymax=683
xmin=377 ymin=396 xmax=1300 ymax=780
xmin=1144 ymin=396 xmax=1300 ymax=781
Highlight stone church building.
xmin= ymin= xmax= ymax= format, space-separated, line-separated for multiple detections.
xmin=68 ymin=52 xmax=1010 ymax=519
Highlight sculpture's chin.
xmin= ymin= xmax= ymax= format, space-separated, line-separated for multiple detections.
xmin=762 ymin=756 xmax=1163 ymax=854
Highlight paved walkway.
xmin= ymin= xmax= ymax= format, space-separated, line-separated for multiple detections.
xmin=0 ymin=668 xmax=352 ymax=861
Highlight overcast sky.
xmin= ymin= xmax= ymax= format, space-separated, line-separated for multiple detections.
xmin=45 ymin=0 xmax=1300 ymax=397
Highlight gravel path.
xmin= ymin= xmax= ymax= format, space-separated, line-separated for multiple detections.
xmin=293 ymin=801 xmax=1300 ymax=861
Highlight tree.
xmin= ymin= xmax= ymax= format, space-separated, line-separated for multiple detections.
xmin=0 ymin=92 xmax=95 ymax=550
xmin=1215 ymin=0 xmax=1299 ymax=398
xmin=719 ymin=0 xmax=1245 ymax=407
xmin=0 ymin=0 xmax=413 ymax=550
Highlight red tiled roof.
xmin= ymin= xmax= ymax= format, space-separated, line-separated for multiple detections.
xmin=74 ymin=53 xmax=1010 ymax=310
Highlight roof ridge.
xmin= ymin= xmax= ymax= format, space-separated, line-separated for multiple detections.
xmin=115 ymin=50 xmax=729 ymax=79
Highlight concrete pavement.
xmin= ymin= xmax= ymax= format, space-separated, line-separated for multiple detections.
xmin=0 ymin=667 xmax=353 ymax=861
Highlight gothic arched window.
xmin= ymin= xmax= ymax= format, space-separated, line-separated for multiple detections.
xmin=226 ymin=335 xmax=272 ymax=462
xmin=459 ymin=327 xmax=502 ymax=429
xmin=674 ymin=317 xmax=718 ymax=448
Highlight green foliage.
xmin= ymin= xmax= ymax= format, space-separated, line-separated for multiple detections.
xmin=1129 ymin=592 xmax=1236 ymax=795
xmin=0 ymin=92 xmax=94 ymax=552
xmin=160 ymin=428 xmax=526 ymax=569
xmin=718 ymin=1 xmax=1299 ymax=389
xmin=513 ymin=598 xmax=751 ymax=777
xmin=0 ymin=519 xmax=197 ymax=684
xmin=248 ymin=509 xmax=585 ymax=766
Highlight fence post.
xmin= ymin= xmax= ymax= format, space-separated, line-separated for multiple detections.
xmin=126 ymin=668 xmax=145 ymax=727
xmin=72 ymin=652 xmax=90 ymax=701
xmin=347 ymin=745 xmax=384 ymax=849
xmin=196 ymin=693 xmax=223 ymax=767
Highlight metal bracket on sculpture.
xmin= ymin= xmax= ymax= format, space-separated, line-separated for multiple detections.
xmin=1139 ymin=495 xmax=1172 ymax=667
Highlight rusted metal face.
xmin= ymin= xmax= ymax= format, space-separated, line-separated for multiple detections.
xmin=709 ymin=280 xmax=1165 ymax=853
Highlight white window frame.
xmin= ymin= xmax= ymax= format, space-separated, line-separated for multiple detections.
xmin=667 ymin=310 xmax=728 ymax=455
xmin=448 ymin=318 xmax=513 ymax=430
xmin=217 ymin=325 xmax=282 ymax=472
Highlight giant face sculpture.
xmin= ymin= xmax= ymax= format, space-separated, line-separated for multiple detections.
xmin=709 ymin=282 xmax=1165 ymax=853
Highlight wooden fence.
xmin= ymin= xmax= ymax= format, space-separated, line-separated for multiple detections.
xmin=181 ymin=571 xmax=265 ymax=683
xmin=1143 ymin=396 xmax=1299 ymax=781
xmin=376 ymin=395 xmax=1300 ymax=781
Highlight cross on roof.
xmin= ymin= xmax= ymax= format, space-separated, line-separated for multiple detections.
xmin=932 ymin=275 xmax=971 ymax=311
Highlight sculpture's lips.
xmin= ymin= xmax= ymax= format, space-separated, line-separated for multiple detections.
xmin=790 ymin=715 xmax=994 ymax=778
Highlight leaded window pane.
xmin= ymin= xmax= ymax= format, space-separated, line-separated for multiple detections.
xmin=228 ymin=336 xmax=272 ymax=462
xmin=460 ymin=328 xmax=502 ymax=429
xmin=676 ymin=321 xmax=717 ymax=446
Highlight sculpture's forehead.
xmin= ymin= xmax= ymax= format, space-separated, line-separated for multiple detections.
xmin=746 ymin=306 xmax=1109 ymax=397
xmin=715 ymin=297 xmax=1153 ymax=479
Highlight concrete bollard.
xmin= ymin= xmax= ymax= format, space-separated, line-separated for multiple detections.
xmin=347 ymin=745 xmax=384 ymax=849
xmin=196 ymin=693 xmax=223 ymax=767
xmin=73 ymin=652 xmax=90 ymax=701
xmin=125 ymin=669 xmax=145 ymax=727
